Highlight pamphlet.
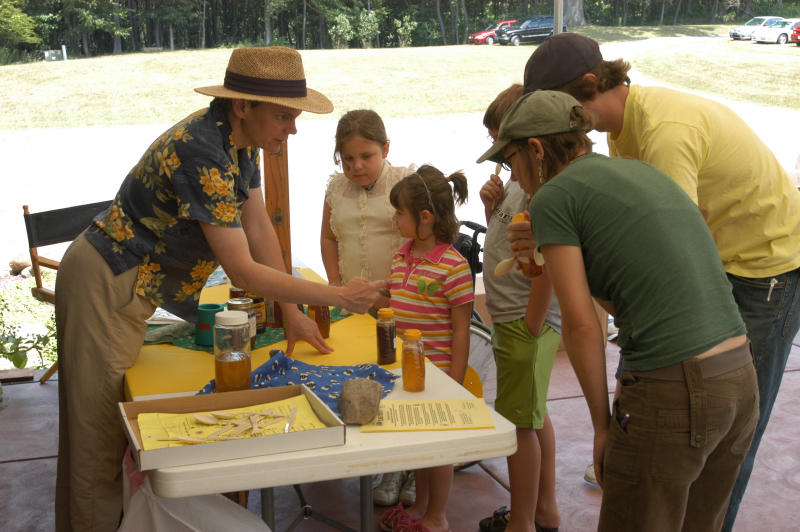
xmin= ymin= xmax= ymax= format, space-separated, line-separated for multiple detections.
xmin=138 ymin=394 xmax=326 ymax=450
xmin=360 ymin=398 xmax=495 ymax=432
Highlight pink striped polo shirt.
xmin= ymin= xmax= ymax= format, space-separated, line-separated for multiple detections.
xmin=389 ymin=239 xmax=474 ymax=372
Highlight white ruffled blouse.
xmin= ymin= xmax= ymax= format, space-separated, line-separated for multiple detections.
xmin=325 ymin=160 xmax=415 ymax=283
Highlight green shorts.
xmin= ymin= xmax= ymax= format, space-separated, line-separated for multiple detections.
xmin=492 ymin=318 xmax=560 ymax=429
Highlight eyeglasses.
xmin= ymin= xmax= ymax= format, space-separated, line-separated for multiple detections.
xmin=500 ymin=147 xmax=520 ymax=172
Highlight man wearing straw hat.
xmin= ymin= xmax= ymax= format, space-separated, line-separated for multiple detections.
xmin=55 ymin=46 xmax=384 ymax=532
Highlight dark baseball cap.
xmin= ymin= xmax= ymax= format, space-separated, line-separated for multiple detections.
xmin=524 ymin=33 xmax=603 ymax=92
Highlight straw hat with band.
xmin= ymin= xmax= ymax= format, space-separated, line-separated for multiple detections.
xmin=195 ymin=46 xmax=333 ymax=114
xmin=524 ymin=33 xmax=603 ymax=93
xmin=476 ymin=91 xmax=587 ymax=164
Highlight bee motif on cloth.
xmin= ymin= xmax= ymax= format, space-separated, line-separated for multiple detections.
xmin=212 ymin=350 xmax=399 ymax=418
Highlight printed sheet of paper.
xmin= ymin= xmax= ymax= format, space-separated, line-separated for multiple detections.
xmin=138 ymin=395 xmax=326 ymax=450
xmin=360 ymin=398 xmax=495 ymax=432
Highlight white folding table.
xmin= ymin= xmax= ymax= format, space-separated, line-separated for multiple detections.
xmin=141 ymin=363 xmax=517 ymax=531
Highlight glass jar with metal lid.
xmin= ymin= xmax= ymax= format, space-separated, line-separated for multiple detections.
xmin=227 ymin=297 xmax=256 ymax=348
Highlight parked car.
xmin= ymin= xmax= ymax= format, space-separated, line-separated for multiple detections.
xmin=752 ymin=18 xmax=800 ymax=43
xmin=729 ymin=16 xmax=783 ymax=40
xmin=496 ymin=16 xmax=567 ymax=46
xmin=790 ymin=20 xmax=800 ymax=45
xmin=468 ymin=20 xmax=517 ymax=45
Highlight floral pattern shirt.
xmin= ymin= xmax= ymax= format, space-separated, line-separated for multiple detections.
xmin=86 ymin=101 xmax=261 ymax=321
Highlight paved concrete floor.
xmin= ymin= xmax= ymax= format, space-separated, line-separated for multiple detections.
xmin=2 ymin=334 xmax=799 ymax=531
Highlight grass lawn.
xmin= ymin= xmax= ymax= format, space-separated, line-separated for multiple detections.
xmin=1 ymin=24 xmax=797 ymax=129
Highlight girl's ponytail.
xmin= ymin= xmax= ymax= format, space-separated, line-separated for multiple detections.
xmin=447 ymin=171 xmax=468 ymax=207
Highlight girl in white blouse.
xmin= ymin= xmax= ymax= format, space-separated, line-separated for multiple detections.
xmin=321 ymin=109 xmax=414 ymax=290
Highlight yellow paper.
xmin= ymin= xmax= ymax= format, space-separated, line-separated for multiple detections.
xmin=138 ymin=395 xmax=327 ymax=450
xmin=360 ymin=398 xmax=495 ymax=432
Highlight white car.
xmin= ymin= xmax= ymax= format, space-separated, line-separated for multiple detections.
xmin=729 ymin=16 xmax=783 ymax=40
xmin=751 ymin=18 xmax=800 ymax=44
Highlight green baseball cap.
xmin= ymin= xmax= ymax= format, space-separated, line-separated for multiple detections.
xmin=476 ymin=90 xmax=585 ymax=164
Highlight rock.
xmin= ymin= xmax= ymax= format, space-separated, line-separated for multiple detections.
xmin=9 ymin=254 xmax=31 ymax=275
xmin=338 ymin=378 xmax=382 ymax=425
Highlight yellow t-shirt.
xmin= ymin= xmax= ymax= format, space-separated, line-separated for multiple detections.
xmin=609 ymin=85 xmax=800 ymax=278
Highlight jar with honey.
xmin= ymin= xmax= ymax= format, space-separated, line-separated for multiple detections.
xmin=308 ymin=304 xmax=331 ymax=338
xmin=226 ymin=297 xmax=256 ymax=348
xmin=402 ymin=329 xmax=425 ymax=392
xmin=376 ymin=308 xmax=396 ymax=365
xmin=265 ymin=299 xmax=283 ymax=329
xmin=213 ymin=310 xmax=251 ymax=393
xmin=246 ymin=292 xmax=267 ymax=333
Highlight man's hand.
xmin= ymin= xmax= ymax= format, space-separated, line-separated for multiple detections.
xmin=283 ymin=306 xmax=332 ymax=356
xmin=480 ymin=174 xmax=504 ymax=223
xmin=340 ymin=278 xmax=386 ymax=314
xmin=593 ymin=426 xmax=608 ymax=489
xmin=370 ymin=285 xmax=391 ymax=313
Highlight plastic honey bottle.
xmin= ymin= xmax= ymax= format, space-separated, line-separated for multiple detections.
xmin=402 ymin=329 xmax=425 ymax=392
xmin=376 ymin=308 xmax=396 ymax=365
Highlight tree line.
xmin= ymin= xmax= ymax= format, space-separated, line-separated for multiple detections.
xmin=1 ymin=0 xmax=797 ymax=63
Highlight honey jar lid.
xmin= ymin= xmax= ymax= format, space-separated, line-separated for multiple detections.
xmin=377 ymin=308 xmax=394 ymax=318
xmin=403 ymin=329 xmax=421 ymax=340
xmin=227 ymin=297 xmax=253 ymax=308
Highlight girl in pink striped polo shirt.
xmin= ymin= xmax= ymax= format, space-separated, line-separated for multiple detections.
xmin=380 ymin=165 xmax=473 ymax=532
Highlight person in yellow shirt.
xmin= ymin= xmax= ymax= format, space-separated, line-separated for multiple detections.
xmin=523 ymin=33 xmax=800 ymax=532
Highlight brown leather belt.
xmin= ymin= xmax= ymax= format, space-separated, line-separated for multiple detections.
xmin=631 ymin=343 xmax=752 ymax=381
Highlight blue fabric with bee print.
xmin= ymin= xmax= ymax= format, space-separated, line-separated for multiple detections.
xmin=198 ymin=350 xmax=400 ymax=417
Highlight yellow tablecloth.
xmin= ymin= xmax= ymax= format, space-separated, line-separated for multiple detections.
xmin=125 ymin=273 xmax=401 ymax=401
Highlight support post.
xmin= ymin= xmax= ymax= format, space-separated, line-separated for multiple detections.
xmin=263 ymin=144 xmax=292 ymax=272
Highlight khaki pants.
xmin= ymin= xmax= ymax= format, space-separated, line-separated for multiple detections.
xmin=55 ymin=233 xmax=155 ymax=532
xmin=599 ymin=352 xmax=759 ymax=532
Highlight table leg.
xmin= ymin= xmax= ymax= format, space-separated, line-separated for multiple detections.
xmin=261 ymin=487 xmax=275 ymax=530
xmin=360 ymin=476 xmax=373 ymax=531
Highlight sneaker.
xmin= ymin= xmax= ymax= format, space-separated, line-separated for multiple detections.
xmin=399 ymin=471 xmax=416 ymax=506
xmin=479 ymin=506 xmax=510 ymax=532
xmin=374 ymin=471 xmax=404 ymax=506
xmin=584 ymin=463 xmax=599 ymax=487
xmin=607 ymin=316 xmax=619 ymax=342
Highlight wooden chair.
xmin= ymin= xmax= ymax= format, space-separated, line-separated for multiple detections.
xmin=23 ymin=200 xmax=112 ymax=382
